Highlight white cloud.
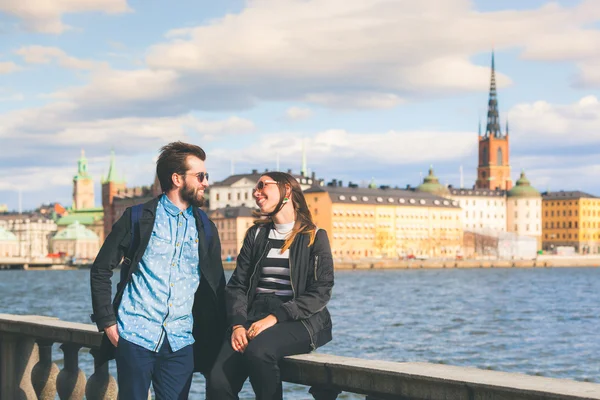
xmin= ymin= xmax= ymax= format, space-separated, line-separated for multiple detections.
xmin=0 ymin=62 xmax=19 ymax=74
xmin=211 ymin=128 xmax=474 ymax=170
xmin=509 ymin=95 xmax=600 ymax=147
xmin=285 ymin=106 xmax=312 ymax=120
xmin=304 ymin=92 xmax=404 ymax=110
xmin=0 ymin=0 xmax=131 ymax=34
xmin=15 ymin=46 xmax=108 ymax=70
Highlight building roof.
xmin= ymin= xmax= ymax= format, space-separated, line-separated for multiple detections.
xmin=53 ymin=221 xmax=99 ymax=240
xmin=209 ymin=206 xmax=257 ymax=219
xmin=56 ymin=208 xmax=104 ymax=226
xmin=103 ymin=149 xmax=125 ymax=184
xmin=0 ymin=227 xmax=17 ymax=241
xmin=542 ymin=190 xmax=598 ymax=200
xmin=416 ymin=167 xmax=449 ymax=196
xmin=305 ymin=186 xmax=460 ymax=208
xmin=448 ymin=187 xmax=506 ymax=197
xmin=211 ymin=170 xmax=318 ymax=188
xmin=0 ymin=213 xmax=54 ymax=222
xmin=507 ymin=171 xmax=540 ymax=198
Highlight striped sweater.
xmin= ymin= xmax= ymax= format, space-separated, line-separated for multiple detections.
xmin=255 ymin=221 xmax=294 ymax=298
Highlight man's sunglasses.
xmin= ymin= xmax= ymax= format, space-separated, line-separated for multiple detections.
xmin=184 ymin=172 xmax=209 ymax=183
xmin=253 ymin=180 xmax=277 ymax=192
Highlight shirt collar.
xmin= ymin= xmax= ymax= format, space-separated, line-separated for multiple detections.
xmin=160 ymin=194 xmax=194 ymax=218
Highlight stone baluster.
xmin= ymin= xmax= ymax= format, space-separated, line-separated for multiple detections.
xmin=309 ymin=386 xmax=341 ymax=400
xmin=31 ymin=339 xmax=59 ymax=400
xmin=0 ymin=333 xmax=38 ymax=400
xmin=57 ymin=343 xmax=86 ymax=400
xmin=86 ymin=349 xmax=117 ymax=400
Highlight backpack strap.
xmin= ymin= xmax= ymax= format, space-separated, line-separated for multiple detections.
xmin=198 ymin=208 xmax=213 ymax=248
xmin=122 ymin=204 xmax=143 ymax=263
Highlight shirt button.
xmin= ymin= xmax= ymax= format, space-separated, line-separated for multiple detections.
xmin=169 ymin=303 xmax=172 ymax=307
xmin=163 ymin=322 xmax=167 ymax=326
xmin=172 ymin=262 xmax=175 ymax=266
xmin=195 ymin=239 xmax=198 ymax=243
xmin=170 ymin=283 xmax=174 ymax=287
xmin=179 ymin=222 xmax=182 ymax=227
xmin=176 ymin=242 xmax=180 ymax=247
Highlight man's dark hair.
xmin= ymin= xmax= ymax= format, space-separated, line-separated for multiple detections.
xmin=156 ymin=141 xmax=206 ymax=192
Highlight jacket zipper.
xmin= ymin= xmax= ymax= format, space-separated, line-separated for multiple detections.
xmin=246 ymin=236 xmax=270 ymax=297
xmin=290 ymin=252 xmax=316 ymax=350
xmin=314 ymin=255 xmax=319 ymax=281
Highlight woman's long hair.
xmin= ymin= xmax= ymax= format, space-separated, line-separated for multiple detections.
xmin=253 ymin=172 xmax=316 ymax=252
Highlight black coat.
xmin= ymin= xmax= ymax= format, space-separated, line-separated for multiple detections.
xmin=226 ymin=224 xmax=334 ymax=350
xmin=89 ymin=196 xmax=226 ymax=373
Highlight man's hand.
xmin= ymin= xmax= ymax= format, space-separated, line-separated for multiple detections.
xmin=105 ymin=324 xmax=119 ymax=347
xmin=231 ymin=325 xmax=248 ymax=353
xmin=247 ymin=315 xmax=277 ymax=340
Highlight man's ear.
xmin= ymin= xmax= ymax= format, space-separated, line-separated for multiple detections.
xmin=172 ymin=172 xmax=183 ymax=189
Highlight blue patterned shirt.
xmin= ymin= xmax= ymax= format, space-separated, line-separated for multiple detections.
xmin=117 ymin=195 xmax=201 ymax=352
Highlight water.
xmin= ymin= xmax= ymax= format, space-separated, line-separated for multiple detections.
xmin=2 ymin=267 xmax=600 ymax=399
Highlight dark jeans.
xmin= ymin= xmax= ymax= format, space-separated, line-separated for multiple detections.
xmin=116 ymin=336 xmax=194 ymax=400
xmin=207 ymin=321 xmax=311 ymax=400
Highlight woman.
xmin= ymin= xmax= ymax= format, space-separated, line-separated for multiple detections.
xmin=208 ymin=172 xmax=334 ymax=400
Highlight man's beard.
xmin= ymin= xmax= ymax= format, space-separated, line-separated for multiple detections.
xmin=180 ymin=181 xmax=205 ymax=208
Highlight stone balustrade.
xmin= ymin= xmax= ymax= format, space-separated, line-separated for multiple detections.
xmin=2 ymin=313 xmax=600 ymax=400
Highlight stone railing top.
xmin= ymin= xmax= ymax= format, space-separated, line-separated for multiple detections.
xmin=0 ymin=313 xmax=101 ymax=348
xmin=2 ymin=314 xmax=600 ymax=400
xmin=282 ymin=353 xmax=600 ymax=399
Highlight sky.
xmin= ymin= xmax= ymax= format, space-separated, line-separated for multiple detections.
xmin=1 ymin=0 xmax=600 ymax=211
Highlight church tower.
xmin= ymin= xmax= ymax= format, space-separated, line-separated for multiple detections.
xmin=101 ymin=150 xmax=126 ymax=238
xmin=73 ymin=150 xmax=95 ymax=210
xmin=475 ymin=52 xmax=512 ymax=191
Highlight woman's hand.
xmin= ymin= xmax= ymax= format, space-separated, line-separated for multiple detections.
xmin=247 ymin=315 xmax=277 ymax=340
xmin=231 ymin=325 xmax=248 ymax=352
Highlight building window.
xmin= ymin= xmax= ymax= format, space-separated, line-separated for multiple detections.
xmin=245 ymin=192 xmax=249 ymax=200
xmin=514 ymin=224 xmax=518 ymax=231
xmin=237 ymin=192 xmax=241 ymax=200
xmin=228 ymin=193 xmax=231 ymax=200
xmin=514 ymin=211 xmax=518 ymax=218
xmin=216 ymin=193 xmax=220 ymax=201
xmin=497 ymin=147 xmax=503 ymax=166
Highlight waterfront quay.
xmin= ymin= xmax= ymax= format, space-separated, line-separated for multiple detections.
xmin=222 ymin=256 xmax=600 ymax=270
xmin=2 ymin=313 xmax=600 ymax=400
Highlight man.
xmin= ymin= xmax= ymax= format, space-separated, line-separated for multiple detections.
xmin=90 ymin=141 xmax=226 ymax=399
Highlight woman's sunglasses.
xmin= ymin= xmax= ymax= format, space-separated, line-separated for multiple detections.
xmin=253 ymin=180 xmax=278 ymax=192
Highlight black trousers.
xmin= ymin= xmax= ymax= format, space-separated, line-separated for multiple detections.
xmin=207 ymin=321 xmax=312 ymax=400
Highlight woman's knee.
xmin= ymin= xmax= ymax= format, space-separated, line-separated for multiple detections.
xmin=244 ymin=341 xmax=277 ymax=364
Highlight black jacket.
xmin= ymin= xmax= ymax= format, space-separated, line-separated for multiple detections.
xmin=89 ymin=196 xmax=226 ymax=373
xmin=226 ymin=224 xmax=334 ymax=350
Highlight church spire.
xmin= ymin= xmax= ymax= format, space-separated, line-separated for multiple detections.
xmin=105 ymin=149 xmax=122 ymax=183
xmin=485 ymin=51 xmax=502 ymax=138
xmin=75 ymin=149 xmax=90 ymax=180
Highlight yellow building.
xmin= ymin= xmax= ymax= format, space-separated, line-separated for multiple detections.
xmin=304 ymin=185 xmax=463 ymax=260
xmin=542 ymin=191 xmax=600 ymax=254
xmin=209 ymin=206 xmax=256 ymax=260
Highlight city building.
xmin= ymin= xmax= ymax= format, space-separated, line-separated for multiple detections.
xmin=101 ymin=151 xmax=162 ymax=238
xmin=0 ymin=213 xmax=57 ymax=258
xmin=304 ymin=183 xmax=463 ymax=260
xmin=56 ymin=151 xmax=104 ymax=239
xmin=506 ymin=171 xmax=542 ymax=248
xmin=475 ymin=52 xmax=512 ymax=191
xmin=73 ymin=150 xmax=95 ymax=210
xmin=209 ymin=169 xmax=323 ymax=210
xmin=446 ymin=187 xmax=507 ymax=232
xmin=51 ymin=221 xmax=100 ymax=261
xmin=542 ymin=191 xmax=600 ymax=254
xmin=0 ymin=227 xmax=19 ymax=257
xmin=209 ymin=206 xmax=256 ymax=260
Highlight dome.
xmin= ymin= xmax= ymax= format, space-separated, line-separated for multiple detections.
xmin=416 ymin=166 xmax=449 ymax=195
xmin=507 ymin=171 xmax=540 ymax=198
xmin=53 ymin=221 xmax=99 ymax=240
xmin=0 ymin=227 xmax=17 ymax=241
